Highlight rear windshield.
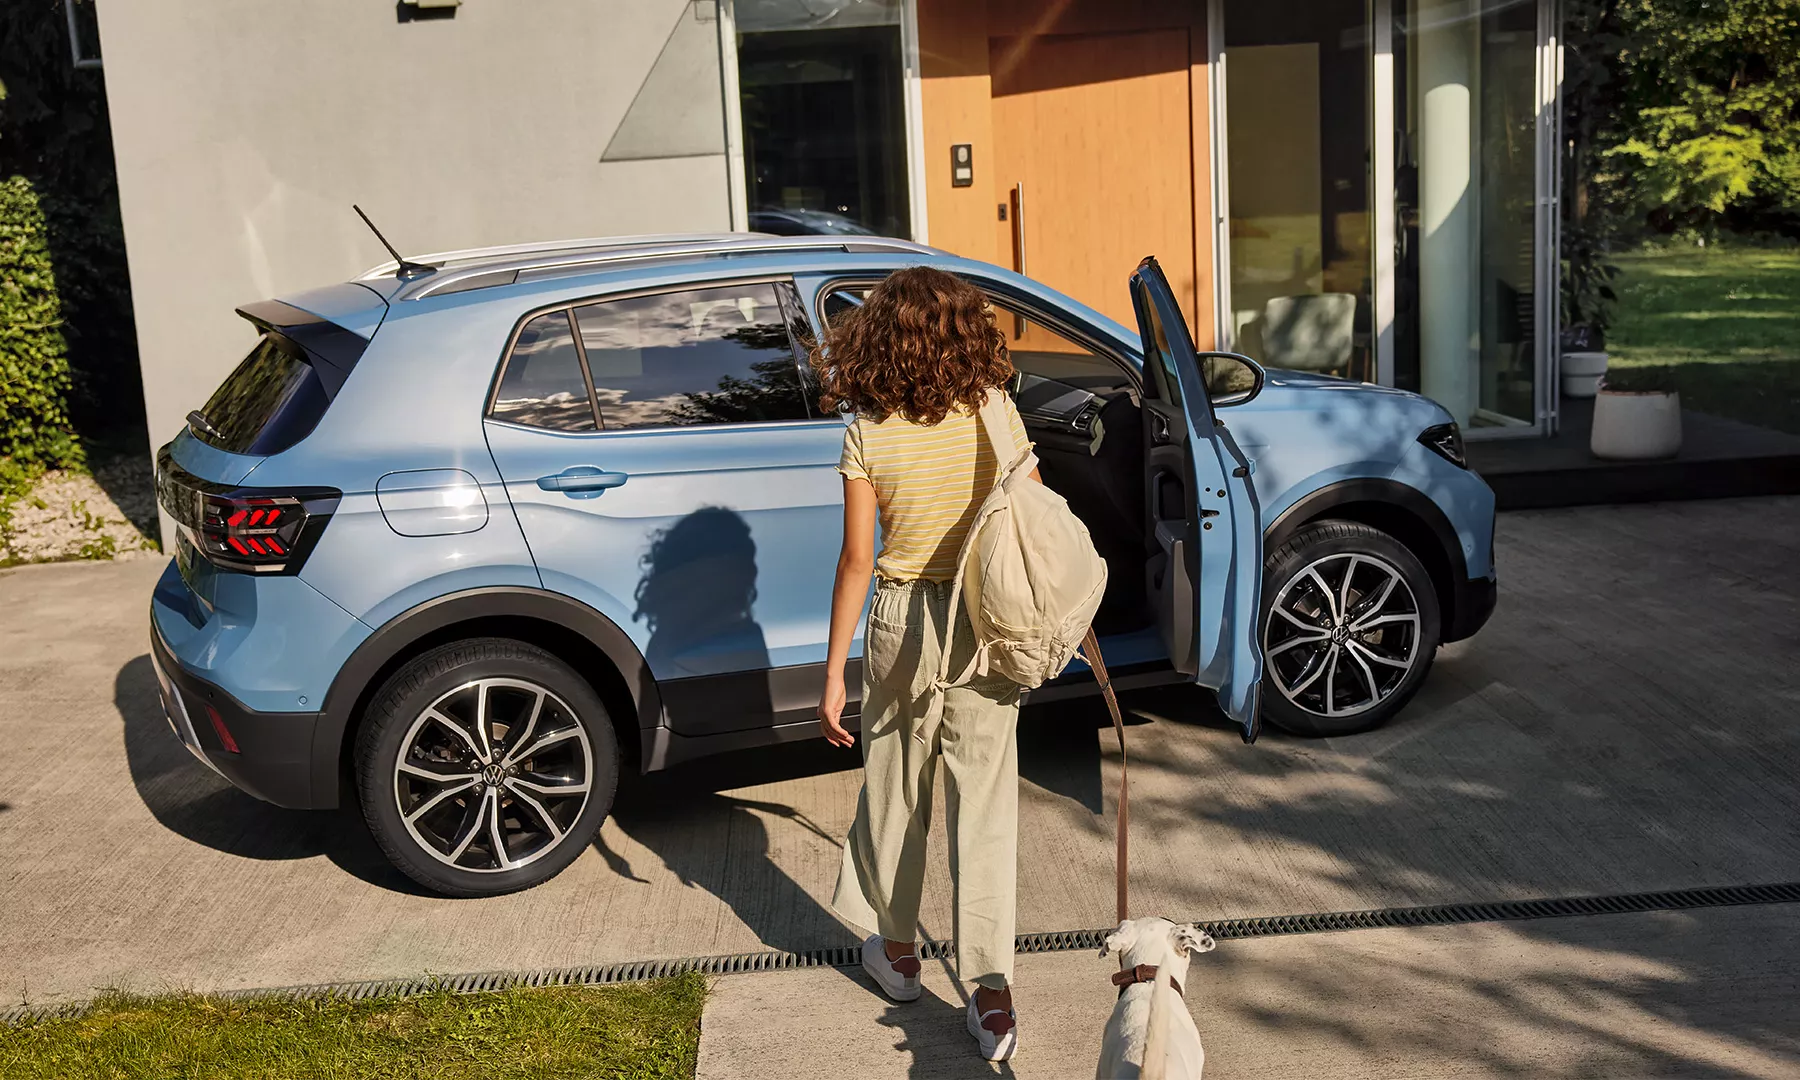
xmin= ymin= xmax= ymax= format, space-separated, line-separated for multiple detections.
xmin=193 ymin=335 xmax=331 ymax=455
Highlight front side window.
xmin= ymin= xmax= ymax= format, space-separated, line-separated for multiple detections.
xmin=573 ymin=283 xmax=811 ymax=430
xmin=491 ymin=311 xmax=597 ymax=431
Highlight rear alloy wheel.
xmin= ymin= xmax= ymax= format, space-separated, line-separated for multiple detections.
xmin=356 ymin=639 xmax=618 ymax=896
xmin=1260 ymin=521 xmax=1441 ymax=737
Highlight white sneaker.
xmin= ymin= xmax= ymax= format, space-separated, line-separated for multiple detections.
xmin=967 ymin=992 xmax=1017 ymax=1061
xmin=861 ymin=936 xmax=922 ymax=1002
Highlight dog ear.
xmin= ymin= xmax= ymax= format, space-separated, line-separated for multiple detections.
xmin=1099 ymin=920 xmax=1138 ymax=958
xmin=1171 ymin=924 xmax=1217 ymax=957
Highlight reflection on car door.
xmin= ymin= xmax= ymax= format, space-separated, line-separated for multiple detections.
xmin=483 ymin=278 xmax=846 ymax=740
xmin=1130 ymin=258 xmax=1265 ymax=741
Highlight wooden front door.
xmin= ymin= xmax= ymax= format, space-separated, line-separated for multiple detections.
xmin=988 ymin=29 xmax=1202 ymax=345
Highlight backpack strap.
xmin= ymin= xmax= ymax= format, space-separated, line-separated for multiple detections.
xmin=910 ymin=390 xmax=1030 ymax=748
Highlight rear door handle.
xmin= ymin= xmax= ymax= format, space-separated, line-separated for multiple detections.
xmin=536 ymin=466 xmax=628 ymax=498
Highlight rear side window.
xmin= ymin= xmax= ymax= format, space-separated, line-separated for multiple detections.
xmin=572 ymin=282 xmax=811 ymax=429
xmin=490 ymin=312 xmax=598 ymax=432
xmin=193 ymin=335 xmax=331 ymax=455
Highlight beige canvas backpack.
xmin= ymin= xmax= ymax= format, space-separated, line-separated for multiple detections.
xmin=917 ymin=390 xmax=1108 ymax=744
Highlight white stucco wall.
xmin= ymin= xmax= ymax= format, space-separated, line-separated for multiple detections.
xmin=94 ymin=0 xmax=733 ymax=515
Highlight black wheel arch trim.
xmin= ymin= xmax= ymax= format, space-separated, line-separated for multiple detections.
xmin=1263 ymin=477 xmax=1491 ymax=643
xmin=312 ymin=586 xmax=663 ymax=809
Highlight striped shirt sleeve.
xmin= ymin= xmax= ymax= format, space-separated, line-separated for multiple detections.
xmin=837 ymin=420 xmax=869 ymax=482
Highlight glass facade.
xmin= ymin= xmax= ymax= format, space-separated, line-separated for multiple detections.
xmin=734 ymin=0 xmax=912 ymax=238
xmin=1212 ymin=0 xmax=1553 ymax=433
xmin=1222 ymin=0 xmax=1373 ymax=381
xmin=1393 ymin=0 xmax=1541 ymax=428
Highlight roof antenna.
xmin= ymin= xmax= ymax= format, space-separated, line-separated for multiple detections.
xmin=353 ymin=204 xmax=434 ymax=278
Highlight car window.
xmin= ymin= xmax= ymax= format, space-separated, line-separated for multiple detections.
xmin=820 ymin=285 xmax=870 ymax=327
xmin=490 ymin=311 xmax=598 ymax=431
xmin=1136 ymin=284 xmax=1186 ymax=413
xmin=573 ymin=283 xmax=812 ymax=429
xmin=193 ymin=334 xmax=333 ymax=454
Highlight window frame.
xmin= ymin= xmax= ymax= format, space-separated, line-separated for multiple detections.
xmin=484 ymin=275 xmax=824 ymax=435
xmin=811 ymin=273 xmax=1144 ymax=399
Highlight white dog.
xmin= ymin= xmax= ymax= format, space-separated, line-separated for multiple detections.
xmin=1095 ymin=916 xmax=1216 ymax=1080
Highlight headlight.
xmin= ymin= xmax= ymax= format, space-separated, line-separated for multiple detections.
xmin=1418 ymin=422 xmax=1467 ymax=469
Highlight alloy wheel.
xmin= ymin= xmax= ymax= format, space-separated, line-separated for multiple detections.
xmin=392 ymin=678 xmax=593 ymax=873
xmin=1264 ymin=552 xmax=1421 ymax=720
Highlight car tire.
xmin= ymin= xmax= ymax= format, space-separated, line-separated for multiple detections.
xmin=355 ymin=637 xmax=619 ymax=897
xmin=1260 ymin=520 xmax=1441 ymax=738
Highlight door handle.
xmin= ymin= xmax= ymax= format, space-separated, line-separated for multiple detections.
xmin=536 ymin=466 xmax=628 ymax=498
xmin=1010 ymin=181 xmax=1027 ymax=337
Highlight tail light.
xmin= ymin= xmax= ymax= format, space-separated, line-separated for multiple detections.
xmin=196 ymin=494 xmax=308 ymax=572
xmin=156 ymin=446 xmax=340 ymax=576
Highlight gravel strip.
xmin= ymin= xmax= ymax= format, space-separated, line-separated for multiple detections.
xmin=2 ymin=456 xmax=159 ymax=565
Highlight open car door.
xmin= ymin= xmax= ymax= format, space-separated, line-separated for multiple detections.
xmin=1130 ymin=257 xmax=1264 ymax=741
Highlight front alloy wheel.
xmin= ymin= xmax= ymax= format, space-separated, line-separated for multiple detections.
xmin=357 ymin=639 xmax=618 ymax=896
xmin=1260 ymin=521 xmax=1441 ymax=737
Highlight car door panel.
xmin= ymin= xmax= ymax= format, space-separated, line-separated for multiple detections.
xmin=483 ymin=279 xmax=846 ymax=738
xmin=1130 ymin=258 xmax=1265 ymax=740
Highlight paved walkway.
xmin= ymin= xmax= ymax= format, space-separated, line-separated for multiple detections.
xmin=2 ymin=498 xmax=1798 ymax=1072
xmin=699 ymin=905 xmax=1800 ymax=1079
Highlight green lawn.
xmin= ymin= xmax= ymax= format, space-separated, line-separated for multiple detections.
xmin=1606 ymin=244 xmax=1800 ymax=435
xmin=0 ymin=974 xmax=705 ymax=1080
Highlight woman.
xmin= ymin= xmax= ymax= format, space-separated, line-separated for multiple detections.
xmin=813 ymin=266 xmax=1038 ymax=1062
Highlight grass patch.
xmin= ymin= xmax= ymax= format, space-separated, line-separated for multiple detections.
xmin=1607 ymin=244 xmax=1800 ymax=435
xmin=0 ymin=973 xmax=706 ymax=1080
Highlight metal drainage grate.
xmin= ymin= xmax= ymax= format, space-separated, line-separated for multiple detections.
xmin=7 ymin=880 xmax=1796 ymax=1026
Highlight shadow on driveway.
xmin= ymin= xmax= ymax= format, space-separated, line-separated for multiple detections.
xmin=114 ymin=654 xmax=432 ymax=895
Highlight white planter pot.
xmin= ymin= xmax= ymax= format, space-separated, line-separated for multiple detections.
xmin=1561 ymin=351 xmax=1609 ymax=399
xmin=1562 ymin=351 xmax=1609 ymax=377
xmin=1590 ymin=390 xmax=1682 ymax=460
xmin=1562 ymin=372 xmax=1604 ymax=398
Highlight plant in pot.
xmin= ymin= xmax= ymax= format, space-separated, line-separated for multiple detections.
xmin=1560 ymin=225 xmax=1618 ymax=399
xmin=1590 ymin=365 xmax=1682 ymax=460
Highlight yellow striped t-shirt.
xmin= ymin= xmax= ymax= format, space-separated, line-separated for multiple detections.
xmin=837 ymin=390 xmax=1032 ymax=582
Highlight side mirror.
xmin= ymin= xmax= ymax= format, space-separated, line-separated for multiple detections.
xmin=1198 ymin=352 xmax=1266 ymax=408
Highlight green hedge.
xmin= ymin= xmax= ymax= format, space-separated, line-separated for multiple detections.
xmin=1 ymin=173 xmax=82 ymax=487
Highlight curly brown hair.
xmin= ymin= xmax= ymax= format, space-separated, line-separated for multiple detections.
xmin=809 ymin=265 xmax=1013 ymax=426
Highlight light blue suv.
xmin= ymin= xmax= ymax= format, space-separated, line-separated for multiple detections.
xmin=151 ymin=234 xmax=1496 ymax=895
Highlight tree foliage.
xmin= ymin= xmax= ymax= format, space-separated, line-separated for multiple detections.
xmin=1571 ymin=0 xmax=1800 ymax=234
xmin=0 ymin=174 xmax=81 ymax=475
xmin=0 ymin=0 xmax=137 ymax=460
xmin=1562 ymin=0 xmax=1800 ymax=331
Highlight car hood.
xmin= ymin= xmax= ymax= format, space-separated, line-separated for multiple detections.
xmin=1221 ymin=368 xmax=1452 ymax=452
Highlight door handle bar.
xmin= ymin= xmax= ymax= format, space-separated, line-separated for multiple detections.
xmin=537 ymin=467 xmax=629 ymax=495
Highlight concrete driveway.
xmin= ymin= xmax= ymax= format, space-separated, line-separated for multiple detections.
xmin=2 ymin=498 xmax=1798 ymax=1072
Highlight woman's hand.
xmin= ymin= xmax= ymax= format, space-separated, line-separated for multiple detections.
xmin=818 ymin=675 xmax=855 ymax=748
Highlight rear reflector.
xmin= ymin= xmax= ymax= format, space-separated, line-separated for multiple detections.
xmin=205 ymin=704 xmax=241 ymax=754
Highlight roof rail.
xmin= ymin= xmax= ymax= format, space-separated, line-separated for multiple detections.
xmin=358 ymin=232 xmax=756 ymax=279
xmin=388 ymin=234 xmax=943 ymax=301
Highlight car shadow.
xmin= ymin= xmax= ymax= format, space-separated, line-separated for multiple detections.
xmin=114 ymin=654 xmax=434 ymax=895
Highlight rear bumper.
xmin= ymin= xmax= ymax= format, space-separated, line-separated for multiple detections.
xmin=149 ymin=624 xmax=324 ymax=808
xmin=1445 ymin=573 xmax=1497 ymax=643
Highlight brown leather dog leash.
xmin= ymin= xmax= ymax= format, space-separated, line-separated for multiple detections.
xmin=1082 ymin=627 xmax=1128 ymax=924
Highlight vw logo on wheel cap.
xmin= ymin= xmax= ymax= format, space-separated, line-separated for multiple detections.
xmin=482 ymin=762 xmax=507 ymax=787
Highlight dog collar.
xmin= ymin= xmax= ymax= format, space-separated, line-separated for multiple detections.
xmin=1111 ymin=964 xmax=1182 ymax=997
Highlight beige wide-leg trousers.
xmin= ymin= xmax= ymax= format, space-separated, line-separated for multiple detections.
xmin=832 ymin=578 xmax=1023 ymax=990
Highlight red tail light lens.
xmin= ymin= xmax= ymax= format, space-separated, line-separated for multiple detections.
xmin=156 ymin=445 xmax=340 ymax=577
xmin=196 ymin=494 xmax=309 ymax=572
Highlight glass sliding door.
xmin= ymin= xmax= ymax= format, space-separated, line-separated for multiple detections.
xmin=1392 ymin=0 xmax=1541 ymax=430
xmin=1220 ymin=0 xmax=1374 ymax=381
xmin=734 ymin=0 xmax=912 ymax=238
